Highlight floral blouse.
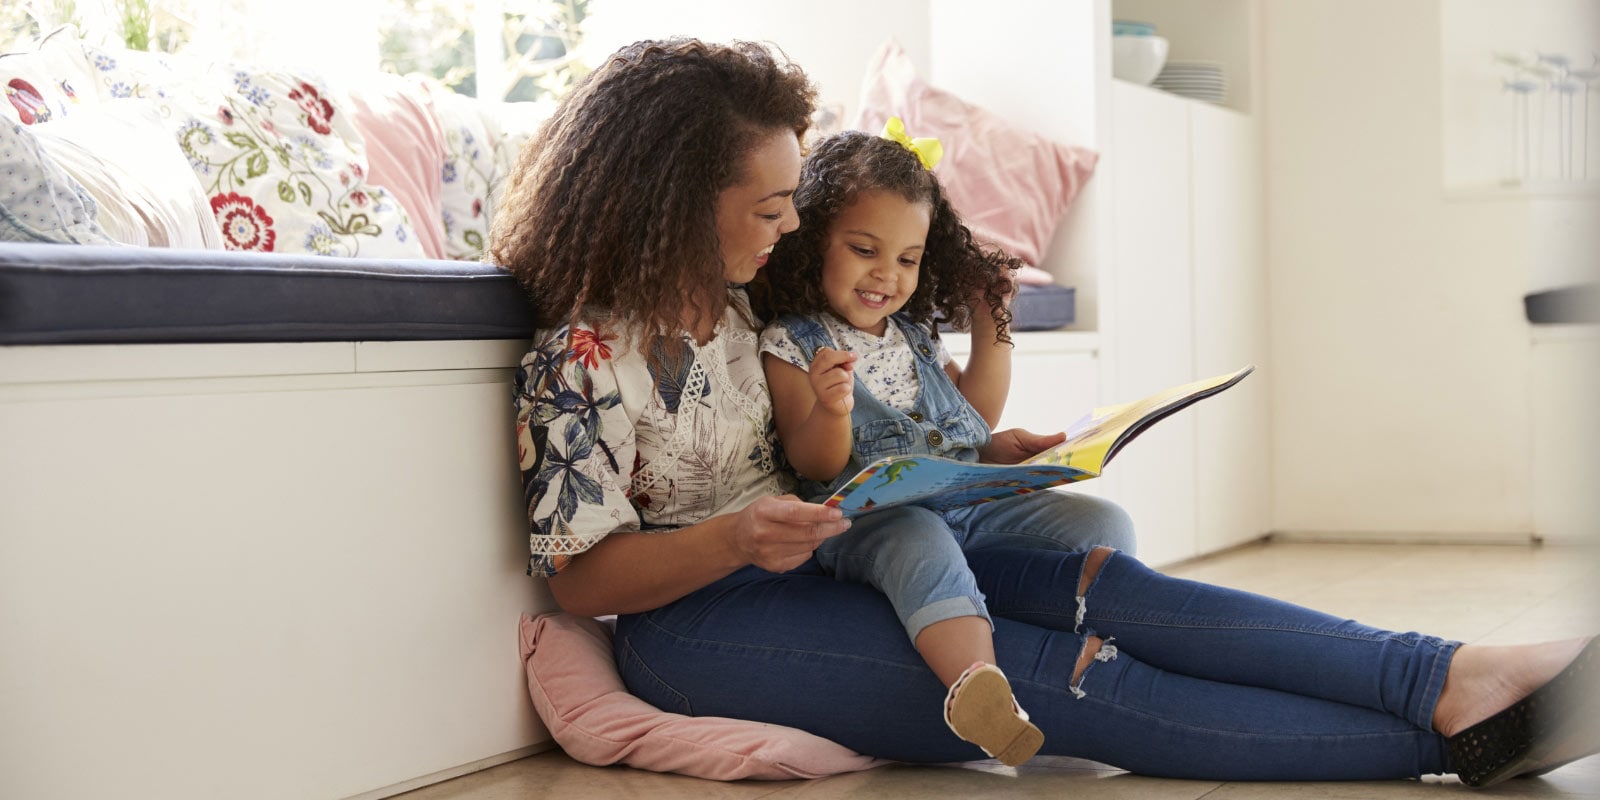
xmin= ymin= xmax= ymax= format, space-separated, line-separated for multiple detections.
xmin=514 ymin=289 xmax=794 ymax=577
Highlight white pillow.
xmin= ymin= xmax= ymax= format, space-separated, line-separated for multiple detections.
xmin=27 ymin=100 xmax=224 ymax=249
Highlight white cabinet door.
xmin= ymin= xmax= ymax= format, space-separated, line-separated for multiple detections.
xmin=1000 ymin=340 xmax=1099 ymax=438
xmin=945 ymin=332 xmax=1101 ymax=493
xmin=1108 ymin=81 xmax=1198 ymax=567
xmin=1190 ymin=101 xmax=1271 ymax=553
xmin=944 ymin=332 xmax=1099 ymax=441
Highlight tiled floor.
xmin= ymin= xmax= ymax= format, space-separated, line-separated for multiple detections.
xmin=401 ymin=541 xmax=1600 ymax=800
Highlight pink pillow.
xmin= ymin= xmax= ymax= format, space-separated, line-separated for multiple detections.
xmin=518 ymin=612 xmax=889 ymax=780
xmin=346 ymin=75 xmax=449 ymax=260
xmin=854 ymin=40 xmax=1098 ymax=268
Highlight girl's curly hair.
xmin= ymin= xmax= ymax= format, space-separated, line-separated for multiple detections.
xmin=490 ymin=38 xmax=816 ymax=338
xmin=750 ymin=130 xmax=1020 ymax=344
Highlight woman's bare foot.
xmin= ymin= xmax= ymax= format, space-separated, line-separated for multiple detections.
xmin=1433 ymin=637 xmax=1591 ymax=737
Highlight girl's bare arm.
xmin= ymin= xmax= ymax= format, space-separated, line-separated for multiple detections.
xmin=949 ymin=306 xmax=1012 ymax=429
xmin=764 ymin=350 xmax=856 ymax=482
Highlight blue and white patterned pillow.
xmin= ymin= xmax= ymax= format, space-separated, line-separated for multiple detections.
xmin=0 ymin=121 xmax=114 ymax=244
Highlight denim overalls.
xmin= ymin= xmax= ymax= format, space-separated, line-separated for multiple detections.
xmin=772 ymin=312 xmax=992 ymax=502
xmin=768 ymin=312 xmax=1137 ymax=644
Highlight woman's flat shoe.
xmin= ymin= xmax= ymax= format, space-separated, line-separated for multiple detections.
xmin=944 ymin=662 xmax=1044 ymax=767
xmin=1447 ymin=637 xmax=1599 ymax=788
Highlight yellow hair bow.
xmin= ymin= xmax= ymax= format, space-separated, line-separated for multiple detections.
xmin=881 ymin=116 xmax=943 ymax=170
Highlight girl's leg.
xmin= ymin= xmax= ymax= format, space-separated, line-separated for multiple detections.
xmin=970 ymin=546 xmax=1457 ymax=731
xmin=615 ymin=562 xmax=1450 ymax=778
xmin=814 ymin=506 xmax=1041 ymax=763
xmin=943 ymin=490 xmax=1139 ymax=557
xmin=814 ymin=505 xmax=993 ymax=683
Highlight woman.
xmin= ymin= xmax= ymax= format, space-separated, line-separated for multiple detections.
xmin=491 ymin=37 xmax=1596 ymax=787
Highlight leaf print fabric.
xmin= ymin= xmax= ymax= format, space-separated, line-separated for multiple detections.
xmin=514 ymin=291 xmax=795 ymax=577
xmin=516 ymin=324 xmax=639 ymax=576
xmin=648 ymin=336 xmax=694 ymax=415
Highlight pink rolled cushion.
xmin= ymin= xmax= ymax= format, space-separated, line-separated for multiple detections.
xmin=345 ymin=75 xmax=448 ymax=260
xmin=854 ymin=39 xmax=1098 ymax=268
xmin=518 ymin=611 xmax=889 ymax=781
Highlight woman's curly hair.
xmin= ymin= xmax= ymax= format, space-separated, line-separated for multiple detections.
xmin=750 ymin=130 xmax=1020 ymax=344
xmin=490 ymin=38 xmax=816 ymax=338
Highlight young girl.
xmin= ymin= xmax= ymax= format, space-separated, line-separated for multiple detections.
xmin=754 ymin=122 xmax=1126 ymax=766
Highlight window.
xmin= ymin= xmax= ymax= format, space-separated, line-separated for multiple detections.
xmin=3 ymin=0 xmax=588 ymax=102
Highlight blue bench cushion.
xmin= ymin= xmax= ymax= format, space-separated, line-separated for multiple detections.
xmin=0 ymin=243 xmax=1077 ymax=344
xmin=0 ymin=243 xmax=537 ymax=344
xmin=1009 ymin=283 xmax=1075 ymax=331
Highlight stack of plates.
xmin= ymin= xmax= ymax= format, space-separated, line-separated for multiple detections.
xmin=1112 ymin=19 xmax=1157 ymax=36
xmin=1152 ymin=61 xmax=1227 ymax=105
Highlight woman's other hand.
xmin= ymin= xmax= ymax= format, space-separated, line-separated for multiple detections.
xmin=978 ymin=428 xmax=1066 ymax=464
xmin=733 ymin=495 xmax=852 ymax=573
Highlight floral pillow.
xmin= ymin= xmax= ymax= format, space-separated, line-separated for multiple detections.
xmin=484 ymin=99 xmax=554 ymax=224
xmin=79 ymin=41 xmax=423 ymax=258
xmin=0 ymin=26 xmax=99 ymax=126
xmin=414 ymin=79 xmax=499 ymax=261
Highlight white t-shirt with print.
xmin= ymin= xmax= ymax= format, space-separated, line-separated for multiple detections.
xmin=759 ymin=313 xmax=953 ymax=414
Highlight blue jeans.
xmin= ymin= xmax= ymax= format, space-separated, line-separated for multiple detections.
xmin=615 ymin=544 xmax=1459 ymax=779
xmin=815 ymin=491 xmax=1137 ymax=642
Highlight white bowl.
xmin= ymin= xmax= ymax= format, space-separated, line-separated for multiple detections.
xmin=1112 ymin=35 xmax=1169 ymax=86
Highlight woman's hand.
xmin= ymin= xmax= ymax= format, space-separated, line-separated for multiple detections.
xmin=732 ymin=494 xmax=852 ymax=573
xmin=978 ymin=428 xmax=1066 ymax=464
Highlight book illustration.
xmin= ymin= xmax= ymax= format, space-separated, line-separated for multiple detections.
xmin=822 ymin=365 xmax=1255 ymax=516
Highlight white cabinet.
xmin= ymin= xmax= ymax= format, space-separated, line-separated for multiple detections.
xmin=929 ymin=0 xmax=1268 ymax=565
xmin=1190 ymin=100 xmax=1271 ymax=554
xmin=1105 ymin=81 xmax=1199 ymax=567
xmin=1102 ymin=80 xmax=1268 ymax=566
xmin=944 ymin=331 xmax=1099 ymax=437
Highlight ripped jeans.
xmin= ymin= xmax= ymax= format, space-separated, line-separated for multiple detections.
xmin=614 ymin=544 xmax=1461 ymax=780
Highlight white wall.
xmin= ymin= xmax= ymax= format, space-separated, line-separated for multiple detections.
xmin=1263 ymin=0 xmax=1575 ymax=541
xmin=581 ymin=0 xmax=931 ymax=125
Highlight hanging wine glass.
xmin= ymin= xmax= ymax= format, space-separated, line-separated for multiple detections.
xmin=1503 ymin=75 xmax=1540 ymax=183
xmin=1570 ymin=54 xmax=1600 ymax=180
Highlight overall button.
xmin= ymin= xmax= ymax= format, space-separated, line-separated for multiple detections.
xmin=917 ymin=343 xmax=933 ymax=358
xmin=926 ymin=429 xmax=945 ymax=448
xmin=908 ymin=411 xmax=924 ymax=422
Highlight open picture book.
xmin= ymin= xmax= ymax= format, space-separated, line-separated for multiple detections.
xmin=823 ymin=365 xmax=1256 ymax=516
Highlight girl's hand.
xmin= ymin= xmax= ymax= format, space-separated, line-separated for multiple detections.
xmin=978 ymin=428 xmax=1066 ymax=464
xmin=992 ymin=271 xmax=1018 ymax=310
xmin=808 ymin=346 xmax=858 ymax=417
xmin=732 ymin=495 xmax=852 ymax=573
